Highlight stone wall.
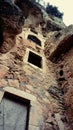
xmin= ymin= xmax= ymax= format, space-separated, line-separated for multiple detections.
xmin=44 ymin=26 xmax=73 ymax=130
xmin=0 ymin=29 xmax=59 ymax=130
xmin=53 ymin=47 xmax=73 ymax=130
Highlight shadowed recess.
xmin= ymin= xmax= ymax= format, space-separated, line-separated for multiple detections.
xmin=49 ymin=34 xmax=73 ymax=62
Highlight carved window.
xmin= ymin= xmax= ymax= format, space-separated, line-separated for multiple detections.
xmin=27 ymin=35 xmax=41 ymax=46
xmin=28 ymin=51 xmax=42 ymax=68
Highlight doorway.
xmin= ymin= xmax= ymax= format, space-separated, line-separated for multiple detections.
xmin=0 ymin=92 xmax=30 ymax=130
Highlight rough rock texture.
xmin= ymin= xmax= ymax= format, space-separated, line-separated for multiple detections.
xmin=53 ymin=47 xmax=73 ymax=130
xmin=41 ymin=15 xmax=66 ymax=34
xmin=45 ymin=25 xmax=73 ymax=61
xmin=45 ymin=26 xmax=73 ymax=130
xmin=15 ymin=0 xmax=65 ymax=34
xmin=0 ymin=1 xmax=73 ymax=130
xmin=0 ymin=1 xmax=24 ymax=53
xmin=0 ymin=0 xmax=65 ymax=53
xmin=15 ymin=0 xmax=43 ymax=27
xmin=0 ymin=32 xmax=60 ymax=130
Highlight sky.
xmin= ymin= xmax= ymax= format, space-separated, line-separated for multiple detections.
xmin=41 ymin=0 xmax=73 ymax=26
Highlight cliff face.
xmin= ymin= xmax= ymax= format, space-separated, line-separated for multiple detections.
xmin=45 ymin=25 xmax=73 ymax=130
xmin=0 ymin=1 xmax=24 ymax=53
xmin=0 ymin=1 xmax=73 ymax=130
xmin=16 ymin=0 xmax=65 ymax=33
xmin=45 ymin=25 xmax=73 ymax=60
xmin=0 ymin=0 xmax=65 ymax=53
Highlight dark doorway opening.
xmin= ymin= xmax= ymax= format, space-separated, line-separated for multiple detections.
xmin=0 ymin=92 xmax=30 ymax=130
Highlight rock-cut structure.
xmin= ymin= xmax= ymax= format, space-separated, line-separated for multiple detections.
xmin=0 ymin=0 xmax=73 ymax=130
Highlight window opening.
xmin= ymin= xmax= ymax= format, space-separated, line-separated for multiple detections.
xmin=28 ymin=51 xmax=42 ymax=68
xmin=27 ymin=35 xmax=41 ymax=46
xmin=59 ymin=70 xmax=64 ymax=76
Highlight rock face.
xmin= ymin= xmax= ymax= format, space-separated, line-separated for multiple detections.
xmin=0 ymin=28 xmax=58 ymax=130
xmin=0 ymin=1 xmax=73 ymax=130
xmin=0 ymin=1 xmax=24 ymax=53
xmin=45 ymin=25 xmax=73 ymax=61
xmin=45 ymin=25 xmax=73 ymax=130
xmin=0 ymin=0 xmax=65 ymax=53
xmin=15 ymin=0 xmax=65 ymax=34
xmin=53 ymin=48 xmax=73 ymax=130
xmin=15 ymin=0 xmax=44 ymax=28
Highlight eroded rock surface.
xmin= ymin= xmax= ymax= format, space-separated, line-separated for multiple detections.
xmin=0 ymin=1 xmax=24 ymax=53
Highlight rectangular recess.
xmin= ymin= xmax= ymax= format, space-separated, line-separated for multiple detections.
xmin=28 ymin=51 xmax=42 ymax=68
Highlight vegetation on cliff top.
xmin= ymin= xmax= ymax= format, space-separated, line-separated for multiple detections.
xmin=46 ymin=3 xmax=63 ymax=19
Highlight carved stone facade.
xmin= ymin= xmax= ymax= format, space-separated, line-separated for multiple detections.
xmin=0 ymin=27 xmax=58 ymax=130
xmin=0 ymin=1 xmax=73 ymax=130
